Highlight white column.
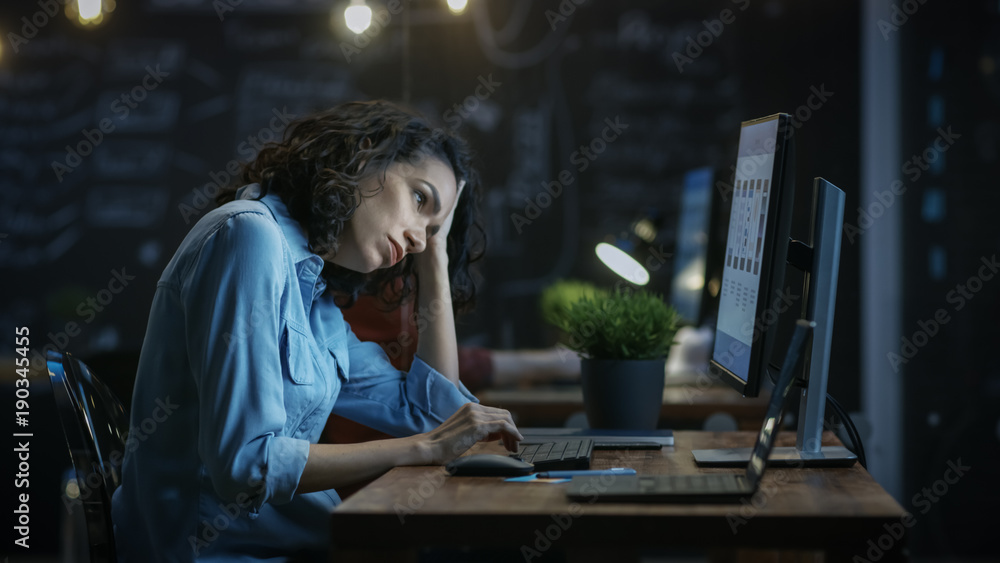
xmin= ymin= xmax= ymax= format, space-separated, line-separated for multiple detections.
xmin=860 ymin=0 xmax=903 ymax=500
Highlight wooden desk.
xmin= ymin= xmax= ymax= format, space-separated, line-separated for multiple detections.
xmin=330 ymin=431 xmax=908 ymax=562
xmin=477 ymin=384 xmax=771 ymax=430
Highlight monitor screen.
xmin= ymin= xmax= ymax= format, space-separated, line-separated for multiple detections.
xmin=710 ymin=114 xmax=794 ymax=397
xmin=670 ymin=166 xmax=714 ymax=324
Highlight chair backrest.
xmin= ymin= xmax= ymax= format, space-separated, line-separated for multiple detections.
xmin=47 ymin=350 xmax=129 ymax=563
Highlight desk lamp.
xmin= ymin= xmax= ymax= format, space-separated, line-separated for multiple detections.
xmin=595 ymin=209 xmax=670 ymax=288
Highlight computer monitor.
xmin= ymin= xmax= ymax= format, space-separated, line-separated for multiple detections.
xmin=701 ymin=113 xmax=856 ymax=467
xmin=710 ymin=114 xmax=796 ymax=398
xmin=670 ymin=166 xmax=714 ymax=325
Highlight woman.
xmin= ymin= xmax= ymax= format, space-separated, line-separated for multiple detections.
xmin=111 ymin=100 xmax=522 ymax=561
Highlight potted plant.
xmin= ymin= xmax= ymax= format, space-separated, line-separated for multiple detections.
xmin=551 ymin=286 xmax=680 ymax=429
xmin=539 ymin=279 xmax=602 ymax=345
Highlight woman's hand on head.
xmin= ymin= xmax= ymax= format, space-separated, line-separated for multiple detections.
xmin=418 ymin=402 xmax=522 ymax=465
xmin=413 ymin=179 xmax=465 ymax=276
xmin=432 ymin=179 xmax=465 ymax=250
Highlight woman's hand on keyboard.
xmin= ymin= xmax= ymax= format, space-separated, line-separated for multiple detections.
xmin=419 ymin=403 xmax=524 ymax=464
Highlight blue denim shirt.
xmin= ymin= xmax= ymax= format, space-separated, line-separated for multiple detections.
xmin=111 ymin=185 xmax=477 ymax=562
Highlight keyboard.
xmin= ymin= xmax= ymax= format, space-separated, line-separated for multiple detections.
xmin=634 ymin=473 xmax=750 ymax=494
xmin=566 ymin=473 xmax=753 ymax=504
xmin=510 ymin=438 xmax=593 ymax=471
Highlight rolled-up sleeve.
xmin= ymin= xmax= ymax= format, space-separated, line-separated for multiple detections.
xmin=180 ymin=211 xmax=308 ymax=508
xmin=332 ymin=330 xmax=478 ymax=437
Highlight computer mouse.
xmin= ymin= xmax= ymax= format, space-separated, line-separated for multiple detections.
xmin=445 ymin=454 xmax=534 ymax=477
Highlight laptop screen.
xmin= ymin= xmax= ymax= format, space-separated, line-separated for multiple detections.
xmin=744 ymin=319 xmax=813 ymax=487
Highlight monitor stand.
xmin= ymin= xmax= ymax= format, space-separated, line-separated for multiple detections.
xmin=694 ymin=178 xmax=857 ymax=468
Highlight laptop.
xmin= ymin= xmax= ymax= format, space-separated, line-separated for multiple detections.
xmin=517 ymin=427 xmax=673 ymax=449
xmin=565 ymin=320 xmax=813 ymax=503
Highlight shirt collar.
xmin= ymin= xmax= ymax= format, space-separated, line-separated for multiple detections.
xmin=236 ymin=184 xmax=327 ymax=297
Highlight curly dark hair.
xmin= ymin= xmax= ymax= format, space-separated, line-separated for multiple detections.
xmin=216 ymin=100 xmax=485 ymax=313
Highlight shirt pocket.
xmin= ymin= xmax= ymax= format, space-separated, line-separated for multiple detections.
xmin=280 ymin=323 xmax=323 ymax=429
xmin=281 ymin=322 xmax=316 ymax=385
xmin=324 ymin=335 xmax=350 ymax=384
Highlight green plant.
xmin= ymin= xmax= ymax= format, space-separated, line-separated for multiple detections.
xmin=539 ymin=279 xmax=604 ymax=328
xmin=552 ymin=288 xmax=680 ymax=360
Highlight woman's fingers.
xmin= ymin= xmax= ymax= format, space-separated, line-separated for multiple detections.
xmin=433 ymin=403 xmax=522 ymax=461
xmin=500 ymin=432 xmax=519 ymax=453
xmin=474 ymin=406 xmax=522 ymax=445
xmin=477 ymin=412 xmax=521 ymax=453
xmin=435 ymin=179 xmax=466 ymax=241
xmin=473 ymin=404 xmax=522 ymax=437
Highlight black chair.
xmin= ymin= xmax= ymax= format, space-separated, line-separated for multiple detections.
xmin=47 ymin=350 xmax=129 ymax=563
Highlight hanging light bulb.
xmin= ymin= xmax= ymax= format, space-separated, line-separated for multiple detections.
xmin=344 ymin=0 xmax=373 ymax=34
xmin=79 ymin=0 xmax=101 ymax=19
xmin=66 ymin=0 xmax=115 ymax=28
xmin=446 ymin=0 xmax=468 ymax=14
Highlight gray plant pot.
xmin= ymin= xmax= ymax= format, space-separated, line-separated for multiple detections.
xmin=581 ymin=358 xmax=666 ymax=430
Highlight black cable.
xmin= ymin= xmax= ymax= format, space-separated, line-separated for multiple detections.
xmin=765 ymin=366 xmax=868 ymax=469
xmin=825 ymin=392 xmax=867 ymax=470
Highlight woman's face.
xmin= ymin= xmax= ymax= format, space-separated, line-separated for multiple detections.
xmin=328 ymin=155 xmax=459 ymax=273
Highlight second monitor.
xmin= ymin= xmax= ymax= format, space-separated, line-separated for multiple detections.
xmin=701 ymin=113 xmax=856 ymax=467
xmin=711 ymin=114 xmax=796 ymax=399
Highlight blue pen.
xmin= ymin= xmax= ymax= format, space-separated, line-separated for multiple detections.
xmin=536 ymin=468 xmax=636 ymax=479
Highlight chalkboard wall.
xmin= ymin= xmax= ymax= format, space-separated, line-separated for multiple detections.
xmin=0 ymin=0 xmax=860 ymax=407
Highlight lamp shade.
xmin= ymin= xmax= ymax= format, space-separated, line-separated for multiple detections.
xmin=595 ymin=242 xmax=650 ymax=286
